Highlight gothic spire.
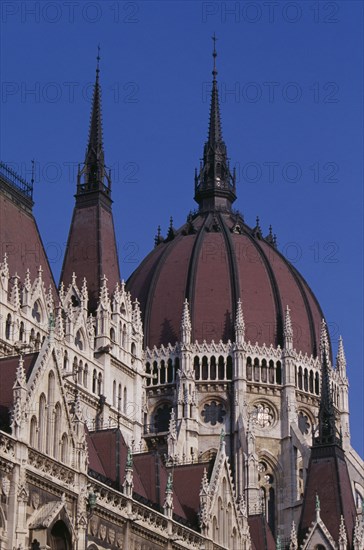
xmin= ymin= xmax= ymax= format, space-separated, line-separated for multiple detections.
xmin=77 ymin=46 xmax=111 ymax=196
xmin=194 ymin=35 xmax=236 ymax=212
xmin=315 ymin=319 xmax=339 ymax=446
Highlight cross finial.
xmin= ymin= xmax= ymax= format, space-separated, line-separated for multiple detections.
xmin=212 ymin=33 xmax=218 ymax=79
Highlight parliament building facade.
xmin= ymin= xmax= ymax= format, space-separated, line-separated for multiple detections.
xmin=0 ymin=46 xmax=363 ymax=550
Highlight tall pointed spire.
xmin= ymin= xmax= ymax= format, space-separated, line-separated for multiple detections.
xmin=60 ymin=47 xmax=120 ymax=311
xmin=194 ymin=35 xmax=236 ymax=212
xmin=77 ymin=45 xmax=111 ymax=196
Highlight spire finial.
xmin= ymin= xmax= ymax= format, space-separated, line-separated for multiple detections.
xmin=212 ymin=33 xmax=218 ymax=80
xmin=31 ymin=159 xmax=35 ymax=185
xmin=96 ymin=44 xmax=101 ymax=76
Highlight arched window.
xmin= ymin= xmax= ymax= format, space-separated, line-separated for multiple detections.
xmin=298 ymin=366 xmax=303 ymax=390
xmin=146 ymin=362 xmax=151 ymax=387
xmin=131 ymin=342 xmax=136 ymax=357
xmin=19 ymin=321 xmax=25 ymax=342
xmin=160 ymin=360 xmax=166 ymax=384
xmin=226 ymin=356 xmax=233 ymax=380
xmin=210 ymin=356 xmax=216 ymax=380
xmin=315 ymin=372 xmax=320 ymax=395
xmin=30 ymin=416 xmax=37 ymax=448
xmin=246 ymin=357 xmax=252 ymax=380
xmin=53 ymin=403 xmax=61 ymax=459
xmin=38 ymin=394 xmax=46 ymax=453
xmin=5 ymin=314 xmax=11 ymax=340
xmin=202 ymin=356 xmax=208 ymax=380
xmin=304 ymin=368 xmax=308 ymax=391
xmin=276 ymin=361 xmax=282 ymax=385
xmin=63 ymin=351 xmax=68 ymax=370
xmin=30 ymin=328 xmax=35 ymax=345
xmin=83 ymin=364 xmax=88 ymax=387
xmin=261 ymin=359 xmax=267 ymax=383
xmin=92 ymin=370 xmax=97 ymax=393
xmin=97 ymin=373 xmax=102 ymax=395
xmin=35 ymin=332 xmax=41 ymax=351
xmin=218 ymin=356 xmax=225 ymax=380
xmin=61 ymin=433 xmax=68 ymax=464
xmin=122 ymin=324 xmax=127 ymax=347
xmin=269 ymin=360 xmax=275 ymax=384
xmin=309 ymin=370 xmax=314 ymax=393
xmin=174 ymin=357 xmax=180 ymax=380
xmin=48 ymin=371 xmax=55 ymax=407
xmin=152 ymin=361 xmax=158 ymax=386
xmin=194 ymin=356 xmax=200 ymax=381
xmin=110 ymin=327 xmax=115 ymax=342
xmin=254 ymin=358 xmax=260 ymax=382
xmin=78 ymin=361 xmax=83 ymax=384
xmin=75 ymin=329 xmax=83 ymax=350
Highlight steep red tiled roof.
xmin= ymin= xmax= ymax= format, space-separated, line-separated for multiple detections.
xmin=248 ymin=514 xmax=276 ymax=550
xmin=0 ymin=184 xmax=57 ymax=295
xmin=298 ymin=444 xmax=357 ymax=546
xmin=167 ymin=462 xmax=211 ymax=526
xmin=0 ymin=352 xmax=38 ymax=430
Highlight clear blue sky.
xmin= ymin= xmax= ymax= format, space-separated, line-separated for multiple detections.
xmin=1 ymin=1 xmax=363 ymax=456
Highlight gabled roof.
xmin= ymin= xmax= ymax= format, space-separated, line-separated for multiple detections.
xmin=0 ymin=352 xmax=38 ymax=430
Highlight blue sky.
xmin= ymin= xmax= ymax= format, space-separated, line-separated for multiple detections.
xmin=1 ymin=1 xmax=363 ymax=456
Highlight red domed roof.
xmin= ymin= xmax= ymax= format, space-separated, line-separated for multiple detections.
xmin=127 ymin=211 xmax=323 ymax=356
xmin=127 ymin=48 xmax=324 ymax=356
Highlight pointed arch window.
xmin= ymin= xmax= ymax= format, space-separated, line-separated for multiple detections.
xmin=61 ymin=433 xmax=69 ymax=464
xmin=123 ymin=387 xmax=127 ymax=414
xmin=30 ymin=416 xmax=37 ymax=448
xmin=19 ymin=321 xmax=25 ymax=342
xmin=53 ymin=403 xmax=62 ymax=459
xmin=5 ymin=314 xmax=11 ymax=340
xmin=32 ymin=300 xmax=42 ymax=323
xmin=38 ymin=394 xmax=46 ymax=453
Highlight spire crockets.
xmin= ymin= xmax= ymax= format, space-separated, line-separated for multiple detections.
xmin=194 ymin=35 xmax=236 ymax=212
xmin=77 ymin=45 xmax=111 ymax=196
xmin=315 ymin=319 xmax=339 ymax=446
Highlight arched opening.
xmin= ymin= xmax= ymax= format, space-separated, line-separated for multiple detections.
xmin=276 ymin=361 xmax=282 ymax=385
xmin=154 ymin=403 xmax=171 ymax=433
xmin=226 ymin=356 xmax=233 ymax=380
xmin=32 ymin=300 xmax=42 ymax=323
xmin=152 ymin=361 xmax=158 ymax=386
xmin=110 ymin=327 xmax=115 ymax=342
xmin=160 ymin=360 xmax=166 ymax=384
xmin=269 ymin=360 xmax=275 ymax=384
xmin=145 ymin=362 xmax=151 ymax=386
xmin=304 ymin=368 xmax=308 ymax=391
xmin=123 ymin=387 xmax=127 ymax=414
xmin=50 ymin=519 xmax=72 ymax=549
xmin=5 ymin=314 xmax=11 ymax=339
xmin=254 ymin=358 xmax=260 ymax=382
xmin=118 ymin=384 xmax=122 ymax=411
xmin=194 ymin=356 xmax=200 ymax=381
xmin=202 ymin=356 xmax=208 ymax=380
xmin=218 ymin=356 xmax=225 ymax=380
xmin=83 ymin=364 xmax=88 ymax=387
xmin=246 ymin=357 xmax=252 ymax=381
xmin=63 ymin=351 xmax=68 ymax=371
xmin=19 ymin=321 xmax=25 ymax=341
xmin=30 ymin=416 xmax=37 ymax=448
xmin=210 ymin=356 xmax=217 ymax=380
xmin=113 ymin=381 xmax=116 ymax=407
xmin=167 ymin=359 xmax=174 ymax=383
xmin=261 ymin=359 xmax=267 ymax=383
xmin=38 ymin=394 xmax=46 ymax=452
xmin=61 ymin=433 xmax=68 ymax=464
xmin=97 ymin=373 xmax=102 ymax=395
xmin=53 ymin=403 xmax=61 ymax=459
xmin=298 ymin=366 xmax=303 ymax=390
xmin=315 ymin=372 xmax=320 ymax=395
xmin=78 ymin=361 xmax=83 ymax=385
xmin=309 ymin=370 xmax=314 ymax=393
xmin=92 ymin=370 xmax=97 ymax=393
xmin=75 ymin=330 xmax=83 ymax=350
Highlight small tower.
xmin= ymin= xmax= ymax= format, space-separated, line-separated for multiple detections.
xmin=180 ymin=298 xmax=192 ymax=345
xmin=60 ymin=48 xmax=120 ymax=312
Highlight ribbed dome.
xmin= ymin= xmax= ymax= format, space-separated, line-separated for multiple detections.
xmin=127 ymin=45 xmax=324 ymax=356
xmin=126 ymin=211 xmax=324 ymax=356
